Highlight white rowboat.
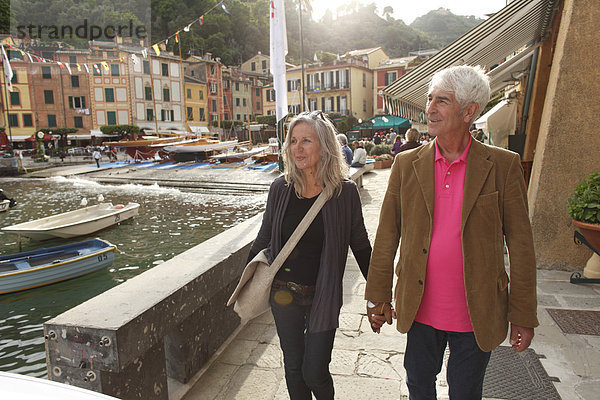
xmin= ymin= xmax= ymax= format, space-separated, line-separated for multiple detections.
xmin=1 ymin=202 xmax=139 ymax=240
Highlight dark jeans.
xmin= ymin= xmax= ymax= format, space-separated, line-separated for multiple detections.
xmin=270 ymin=285 xmax=335 ymax=400
xmin=404 ymin=321 xmax=491 ymax=400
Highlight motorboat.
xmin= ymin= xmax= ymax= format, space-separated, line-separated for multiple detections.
xmin=0 ymin=200 xmax=10 ymax=212
xmin=210 ymin=145 xmax=269 ymax=163
xmin=1 ymin=202 xmax=139 ymax=240
xmin=0 ymin=370 xmax=119 ymax=398
xmin=104 ymin=135 xmax=199 ymax=161
xmin=164 ymin=138 xmax=239 ymax=162
xmin=0 ymin=238 xmax=115 ymax=295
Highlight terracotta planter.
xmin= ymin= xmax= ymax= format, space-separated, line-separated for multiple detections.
xmin=572 ymin=219 xmax=600 ymax=251
xmin=374 ymin=159 xmax=393 ymax=169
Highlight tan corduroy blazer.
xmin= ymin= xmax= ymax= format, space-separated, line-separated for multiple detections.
xmin=365 ymin=139 xmax=539 ymax=352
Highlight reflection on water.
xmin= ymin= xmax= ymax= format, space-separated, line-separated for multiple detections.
xmin=0 ymin=176 xmax=266 ymax=377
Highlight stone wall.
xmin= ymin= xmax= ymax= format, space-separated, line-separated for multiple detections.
xmin=44 ymin=213 xmax=262 ymax=399
xmin=529 ymin=0 xmax=600 ymax=270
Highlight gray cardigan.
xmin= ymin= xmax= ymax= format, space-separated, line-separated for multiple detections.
xmin=250 ymin=176 xmax=371 ymax=332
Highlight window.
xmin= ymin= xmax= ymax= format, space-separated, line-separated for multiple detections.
xmin=160 ymin=109 xmax=174 ymax=122
xmin=161 ymin=63 xmax=169 ymax=76
xmin=212 ymin=99 xmax=217 ymax=112
xmin=110 ymin=64 xmax=120 ymax=76
xmin=10 ymin=92 xmax=20 ymax=106
xmin=251 ymin=62 xmax=256 ymax=71
xmin=8 ymin=114 xmax=18 ymax=127
xmin=44 ymin=90 xmax=54 ymax=104
xmin=163 ymin=88 xmax=170 ymax=102
xmin=199 ymin=108 xmax=205 ymax=121
xmin=68 ymin=96 xmax=86 ymax=109
xmin=106 ymin=51 xmax=114 ymax=57
xmin=23 ymin=114 xmax=33 ymax=127
xmin=362 ymin=73 xmax=366 ymax=87
xmin=363 ymin=100 xmax=367 ymax=112
xmin=261 ymin=60 xmax=267 ymax=70
xmin=146 ymin=109 xmax=154 ymax=121
xmin=243 ymin=98 xmax=247 ymax=107
xmin=210 ymin=65 xmax=215 ymax=75
xmin=11 ymin=72 xmax=17 ymax=84
xmin=384 ymin=71 xmax=397 ymax=86
xmin=209 ymin=82 xmax=218 ymax=93
xmin=255 ymin=88 xmax=260 ymax=96
xmin=105 ymin=88 xmax=115 ymax=102
xmin=244 ymin=114 xmax=247 ymax=122
xmin=48 ymin=114 xmax=57 ymax=127
xmin=235 ymin=82 xmax=239 ymax=91
xmin=224 ymin=113 xmax=228 ymax=120
xmin=223 ymin=96 xmax=227 ymax=105
xmin=74 ymin=116 xmax=83 ymax=128
xmin=186 ymin=88 xmax=191 ymax=99
xmin=144 ymin=86 xmax=152 ymax=101
xmin=199 ymin=90 xmax=204 ymax=100
xmin=256 ymin=101 xmax=260 ymax=110
xmin=236 ymin=114 xmax=241 ymax=121
xmin=69 ymin=55 xmax=77 ymax=64
xmin=42 ymin=66 xmax=51 ymax=79
xmin=71 ymin=75 xmax=79 ymax=87
xmin=235 ymin=98 xmax=240 ymax=106
xmin=187 ymin=107 xmax=193 ymax=120
xmin=107 ymin=111 xmax=117 ymax=125
xmin=143 ymin=60 xmax=150 ymax=74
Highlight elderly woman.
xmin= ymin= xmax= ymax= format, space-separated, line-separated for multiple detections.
xmin=247 ymin=110 xmax=372 ymax=399
xmin=394 ymin=128 xmax=421 ymax=155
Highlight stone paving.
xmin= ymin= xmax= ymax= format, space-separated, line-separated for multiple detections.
xmin=178 ymin=168 xmax=600 ymax=400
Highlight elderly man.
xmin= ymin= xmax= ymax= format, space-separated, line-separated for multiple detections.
xmin=365 ymin=65 xmax=538 ymax=399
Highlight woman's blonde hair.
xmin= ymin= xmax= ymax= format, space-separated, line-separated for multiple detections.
xmin=282 ymin=111 xmax=349 ymax=199
xmin=406 ymin=128 xmax=420 ymax=142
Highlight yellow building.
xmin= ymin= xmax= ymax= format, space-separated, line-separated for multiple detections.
xmin=0 ymin=59 xmax=36 ymax=142
xmin=286 ymin=62 xmax=374 ymax=121
xmin=184 ymin=76 xmax=209 ymax=132
xmin=262 ymin=84 xmax=276 ymax=117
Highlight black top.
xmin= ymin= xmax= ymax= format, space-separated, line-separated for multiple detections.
xmin=274 ymin=193 xmax=324 ymax=285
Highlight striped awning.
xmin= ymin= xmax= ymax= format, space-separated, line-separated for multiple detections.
xmin=382 ymin=0 xmax=558 ymax=123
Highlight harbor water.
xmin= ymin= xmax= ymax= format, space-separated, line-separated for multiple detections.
xmin=0 ymin=176 xmax=267 ymax=378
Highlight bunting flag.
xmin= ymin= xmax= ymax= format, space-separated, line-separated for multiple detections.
xmin=301 ymin=0 xmax=313 ymax=13
xmin=131 ymin=54 xmax=139 ymax=65
xmin=84 ymin=64 xmax=90 ymax=73
xmin=141 ymin=48 xmax=148 ymax=58
xmin=175 ymin=32 xmax=179 ymax=43
xmin=57 ymin=61 xmax=64 ymax=68
xmin=65 ymin=63 xmax=72 ymax=75
xmin=101 ymin=61 xmax=109 ymax=72
xmin=76 ymin=63 xmax=82 ymax=72
xmin=270 ymin=0 xmax=288 ymax=122
xmin=93 ymin=63 xmax=101 ymax=74
xmin=183 ymin=24 xmax=191 ymax=32
xmin=199 ymin=16 xmax=204 ymax=25
xmin=152 ymin=43 xmax=160 ymax=56
xmin=220 ymin=2 xmax=231 ymax=15
xmin=1 ymin=45 xmax=14 ymax=92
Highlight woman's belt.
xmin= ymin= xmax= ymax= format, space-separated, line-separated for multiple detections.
xmin=273 ymin=279 xmax=316 ymax=295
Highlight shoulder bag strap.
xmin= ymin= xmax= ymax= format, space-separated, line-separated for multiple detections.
xmin=270 ymin=190 xmax=328 ymax=271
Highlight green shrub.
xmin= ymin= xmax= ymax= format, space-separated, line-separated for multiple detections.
xmin=369 ymin=144 xmax=393 ymax=156
xmin=568 ymin=171 xmax=600 ymax=224
xmin=364 ymin=141 xmax=374 ymax=155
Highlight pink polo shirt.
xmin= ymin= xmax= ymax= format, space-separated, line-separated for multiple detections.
xmin=414 ymin=137 xmax=473 ymax=332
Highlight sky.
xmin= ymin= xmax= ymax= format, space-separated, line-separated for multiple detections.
xmin=310 ymin=0 xmax=510 ymax=24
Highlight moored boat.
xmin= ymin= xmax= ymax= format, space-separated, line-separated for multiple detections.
xmin=0 ymin=238 xmax=115 ymax=294
xmin=0 ymin=200 xmax=9 ymax=212
xmin=1 ymin=202 xmax=140 ymax=240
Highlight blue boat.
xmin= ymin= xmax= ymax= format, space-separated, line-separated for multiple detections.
xmin=0 ymin=239 xmax=115 ymax=295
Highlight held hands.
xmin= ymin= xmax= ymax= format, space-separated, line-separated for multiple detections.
xmin=510 ymin=323 xmax=534 ymax=352
xmin=367 ymin=301 xmax=395 ymax=334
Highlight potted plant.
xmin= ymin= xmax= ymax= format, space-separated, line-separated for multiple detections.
xmin=568 ymin=171 xmax=600 ymax=278
xmin=373 ymin=153 xmax=394 ymax=169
